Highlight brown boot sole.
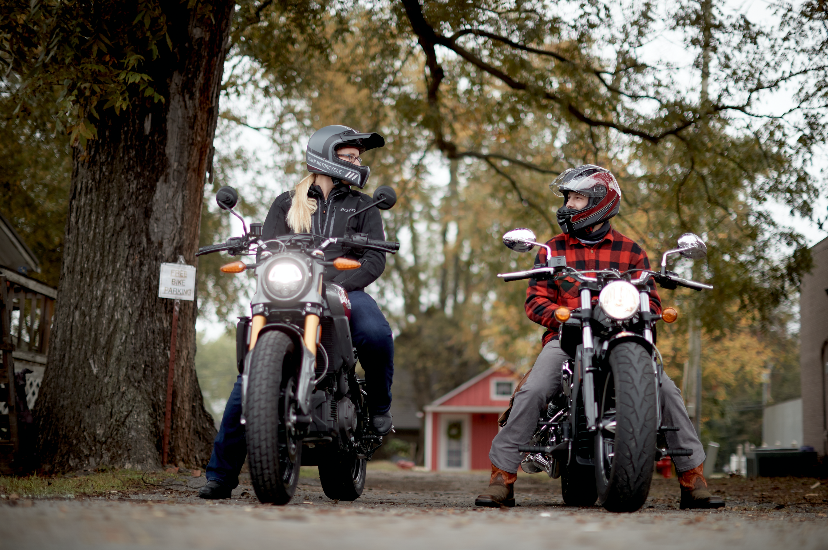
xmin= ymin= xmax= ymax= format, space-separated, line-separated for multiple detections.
xmin=475 ymin=496 xmax=516 ymax=508
xmin=680 ymin=498 xmax=725 ymax=510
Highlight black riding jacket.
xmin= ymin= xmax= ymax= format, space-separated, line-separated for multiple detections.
xmin=262 ymin=183 xmax=387 ymax=292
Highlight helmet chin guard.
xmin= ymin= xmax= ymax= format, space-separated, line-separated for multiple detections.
xmin=552 ymin=165 xmax=621 ymax=234
xmin=306 ymin=125 xmax=385 ymax=188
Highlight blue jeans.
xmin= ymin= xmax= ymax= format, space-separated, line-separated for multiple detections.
xmin=206 ymin=290 xmax=394 ymax=487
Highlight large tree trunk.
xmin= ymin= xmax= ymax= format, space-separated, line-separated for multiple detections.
xmin=35 ymin=1 xmax=235 ymax=472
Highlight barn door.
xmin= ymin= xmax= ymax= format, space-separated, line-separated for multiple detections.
xmin=440 ymin=414 xmax=470 ymax=470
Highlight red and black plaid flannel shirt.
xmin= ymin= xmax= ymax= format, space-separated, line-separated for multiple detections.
xmin=525 ymin=228 xmax=662 ymax=346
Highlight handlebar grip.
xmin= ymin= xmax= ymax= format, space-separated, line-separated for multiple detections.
xmin=676 ymin=280 xmax=709 ymax=291
xmin=196 ymin=243 xmax=230 ymax=256
xmin=501 ymin=273 xmax=534 ymax=282
xmin=671 ymin=275 xmax=712 ymax=291
xmin=660 ymin=271 xmax=712 ymax=291
xmin=366 ymin=239 xmax=400 ymax=251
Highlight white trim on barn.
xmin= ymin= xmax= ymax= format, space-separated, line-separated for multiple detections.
xmin=427 ymin=364 xmax=508 ymax=408
xmin=424 ymin=405 xmax=506 ymax=413
xmin=438 ymin=414 xmax=470 ymax=470
xmin=490 ymin=377 xmax=515 ymax=401
xmin=424 ymin=410 xmax=434 ymax=471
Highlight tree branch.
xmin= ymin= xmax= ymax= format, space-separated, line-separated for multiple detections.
xmin=481 ymin=157 xmax=557 ymax=233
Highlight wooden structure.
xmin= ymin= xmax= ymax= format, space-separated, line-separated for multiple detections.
xmin=0 ymin=267 xmax=57 ymax=473
xmin=424 ymin=365 xmax=521 ymax=471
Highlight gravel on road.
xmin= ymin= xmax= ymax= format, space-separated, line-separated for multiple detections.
xmin=1 ymin=464 xmax=826 ymax=550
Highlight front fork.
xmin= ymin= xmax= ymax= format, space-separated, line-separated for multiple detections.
xmin=243 ymin=277 xmax=324 ymax=419
xmin=580 ymin=288 xmax=598 ymax=431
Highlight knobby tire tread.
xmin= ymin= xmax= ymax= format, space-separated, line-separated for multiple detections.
xmin=246 ymin=331 xmax=300 ymax=505
xmin=319 ymin=452 xmax=366 ymax=501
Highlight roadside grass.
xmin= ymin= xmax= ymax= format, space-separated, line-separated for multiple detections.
xmin=0 ymin=469 xmax=180 ymax=498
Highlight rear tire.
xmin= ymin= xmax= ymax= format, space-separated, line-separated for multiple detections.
xmin=246 ymin=331 xmax=302 ymax=505
xmin=319 ymin=450 xmax=366 ymax=501
xmin=560 ymin=459 xmax=598 ymax=506
xmin=595 ymin=342 xmax=658 ymax=513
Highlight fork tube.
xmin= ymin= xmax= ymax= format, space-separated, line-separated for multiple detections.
xmin=640 ymin=292 xmax=652 ymax=343
xmin=248 ymin=314 xmax=266 ymax=351
xmin=304 ymin=314 xmax=320 ymax=355
xmin=579 ymin=287 xmax=598 ymax=430
xmin=580 ymin=288 xmax=593 ymax=349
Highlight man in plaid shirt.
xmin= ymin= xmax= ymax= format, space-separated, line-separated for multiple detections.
xmin=525 ymin=229 xmax=662 ymax=348
xmin=475 ymin=165 xmax=724 ymax=510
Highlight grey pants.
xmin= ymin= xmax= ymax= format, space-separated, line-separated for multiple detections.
xmin=490 ymin=339 xmax=705 ymax=474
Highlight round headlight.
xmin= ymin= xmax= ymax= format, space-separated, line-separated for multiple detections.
xmin=265 ymin=260 xmax=307 ymax=299
xmin=598 ymin=281 xmax=640 ymax=321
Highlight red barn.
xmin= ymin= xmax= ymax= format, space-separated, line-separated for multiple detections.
xmin=424 ymin=365 xmax=521 ymax=471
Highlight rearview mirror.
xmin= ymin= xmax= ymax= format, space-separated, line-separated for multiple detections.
xmin=502 ymin=228 xmax=537 ymax=253
xmin=660 ymin=232 xmax=708 ymax=274
xmin=373 ymin=186 xmax=397 ymax=210
xmin=677 ymin=233 xmax=707 ymax=260
xmin=216 ymin=186 xmax=239 ymax=211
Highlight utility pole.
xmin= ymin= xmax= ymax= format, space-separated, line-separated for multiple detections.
xmin=688 ymin=316 xmax=702 ymax=435
xmin=686 ymin=0 xmax=714 ymax=438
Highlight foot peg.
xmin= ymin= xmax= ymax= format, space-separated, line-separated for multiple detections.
xmin=659 ymin=448 xmax=693 ymax=458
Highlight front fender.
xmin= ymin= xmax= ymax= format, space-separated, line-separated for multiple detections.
xmin=600 ymin=331 xmax=654 ymax=360
xmin=245 ymin=323 xmax=316 ymax=415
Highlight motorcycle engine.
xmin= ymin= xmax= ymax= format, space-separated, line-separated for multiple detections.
xmin=336 ymin=397 xmax=358 ymax=440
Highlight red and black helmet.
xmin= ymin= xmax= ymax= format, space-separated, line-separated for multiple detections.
xmin=552 ymin=165 xmax=622 ymax=234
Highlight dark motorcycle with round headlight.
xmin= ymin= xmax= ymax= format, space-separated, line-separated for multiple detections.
xmin=498 ymin=228 xmax=711 ymax=512
xmin=197 ymin=185 xmax=399 ymax=505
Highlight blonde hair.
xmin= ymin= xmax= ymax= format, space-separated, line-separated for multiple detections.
xmin=286 ymin=173 xmax=319 ymax=233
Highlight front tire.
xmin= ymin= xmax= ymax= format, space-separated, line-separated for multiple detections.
xmin=595 ymin=342 xmax=658 ymax=512
xmin=319 ymin=450 xmax=366 ymax=501
xmin=246 ymin=331 xmax=302 ymax=505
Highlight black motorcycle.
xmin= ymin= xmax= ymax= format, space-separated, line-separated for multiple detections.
xmin=197 ymin=185 xmax=399 ymax=505
xmin=497 ymin=228 xmax=711 ymax=512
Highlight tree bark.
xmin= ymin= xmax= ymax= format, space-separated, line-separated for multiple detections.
xmin=35 ymin=1 xmax=235 ymax=471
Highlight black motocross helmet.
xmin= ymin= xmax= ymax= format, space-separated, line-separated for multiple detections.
xmin=306 ymin=125 xmax=385 ymax=188
xmin=552 ymin=164 xmax=622 ymax=235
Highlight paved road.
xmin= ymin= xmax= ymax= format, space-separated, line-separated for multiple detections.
xmin=2 ymin=466 xmax=826 ymax=550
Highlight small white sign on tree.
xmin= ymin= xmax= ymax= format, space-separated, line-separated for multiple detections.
xmin=158 ymin=263 xmax=196 ymax=301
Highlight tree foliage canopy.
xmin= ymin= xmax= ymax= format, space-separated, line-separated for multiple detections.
xmin=1 ymin=1 xmax=825 ymax=458
xmin=205 ymin=1 xmax=825 ymax=437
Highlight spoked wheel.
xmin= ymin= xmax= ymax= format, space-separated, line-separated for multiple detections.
xmin=595 ymin=342 xmax=658 ymax=512
xmin=246 ymin=331 xmax=302 ymax=505
xmin=319 ymin=449 xmax=366 ymax=501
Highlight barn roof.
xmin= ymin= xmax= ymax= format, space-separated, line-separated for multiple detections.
xmin=0 ymin=212 xmax=40 ymax=275
xmin=425 ymin=363 xmax=519 ymax=411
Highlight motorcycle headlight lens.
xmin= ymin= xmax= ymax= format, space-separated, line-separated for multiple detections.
xmin=598 ymin=281 xmax=640 ymax=321
xmin=266 ymin=261 xmax=305 ymax=298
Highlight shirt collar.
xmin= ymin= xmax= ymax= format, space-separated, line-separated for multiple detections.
xmin=563 ymin=226 xmax=616 ymax=248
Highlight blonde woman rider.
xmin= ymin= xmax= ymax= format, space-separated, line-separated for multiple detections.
xmin=200 ymin=125 xmax=394 ymax=499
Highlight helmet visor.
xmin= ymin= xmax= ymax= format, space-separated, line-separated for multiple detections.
xmin=550 ymin=166 xmax=609 ymax=198
xmin=337 ymin=131 xmax=385 ymax=153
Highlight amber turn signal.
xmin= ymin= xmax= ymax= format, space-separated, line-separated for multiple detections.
xmin=554 ymin=307 xmax=571 ymax=323
xmin=662 ymin=307 xmax=678 ymax=323
xmin=220 ymin=260 xmax=247 ymax=274
xmin=333 ymin=257 xmax=361 ymax=271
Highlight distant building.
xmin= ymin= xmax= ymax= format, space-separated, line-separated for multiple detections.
xmin=1 ymin=215 xmax=56 ymax=473
xmin=800 ymin=236 xmax=828 ymax=456
xmin=762 ymin=398 xmax=803 ymax=448
xmin=0 ymin=213 xmax=40 ymax=276
xmin=423 ymin=365 xmax=520 ymax=471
